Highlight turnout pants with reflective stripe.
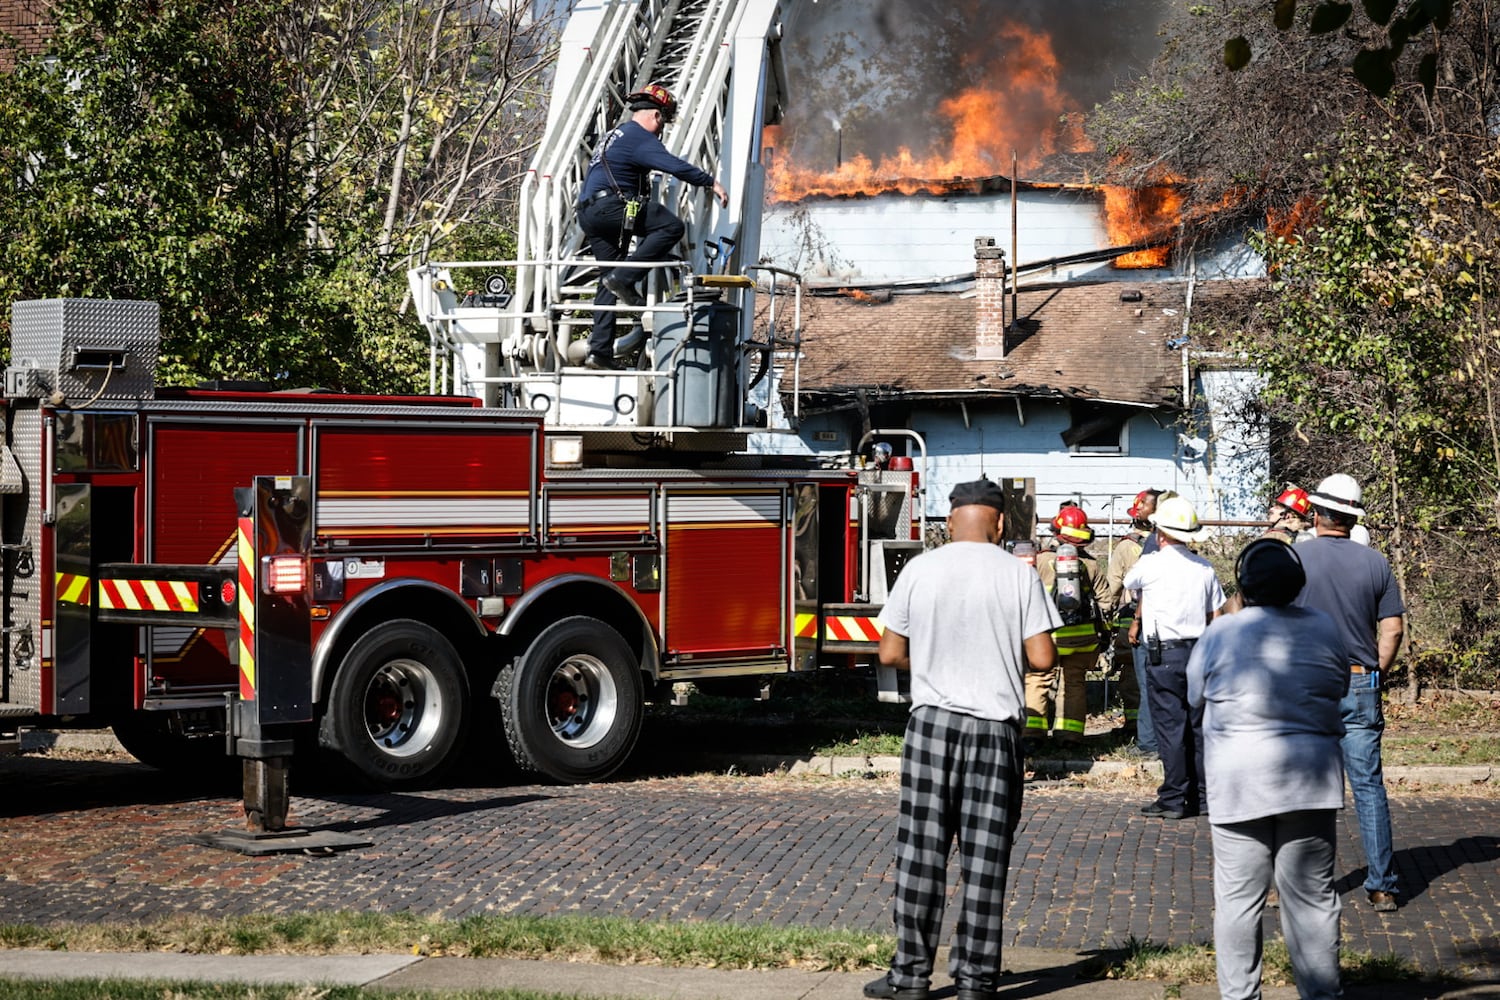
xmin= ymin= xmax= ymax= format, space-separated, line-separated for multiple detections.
xmin=889 ymin=705 xmax=1025 ymax=993
xmin=1024 ymin=649 xmax=1094 ymax=737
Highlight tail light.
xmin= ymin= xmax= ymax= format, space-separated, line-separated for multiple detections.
xmin=263 ymin=556 xmax=307 ymax=595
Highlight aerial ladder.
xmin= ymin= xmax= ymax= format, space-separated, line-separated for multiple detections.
xmin=407 ymin=0 xmax=801 ymax=446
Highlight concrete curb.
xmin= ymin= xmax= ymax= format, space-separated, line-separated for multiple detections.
xmin=0 ymin=949 xmax=1486 ymax=998
xmin=20 ymin=730 xmax=1499 ymax=787
xmin=0 ymin=950 xmax=421 ymax=986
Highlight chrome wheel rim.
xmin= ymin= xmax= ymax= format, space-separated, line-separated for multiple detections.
xmin=547 ymin=654 xmax=618 ymax=749
xmin=363 ymin=658 xmax=443 ymax=757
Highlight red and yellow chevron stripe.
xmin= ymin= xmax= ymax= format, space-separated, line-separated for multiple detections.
xmin=237 ymin=516 xmax=256 ymax=700
xmin=793 ymin=613 xmax=884 ymax=642
xmin=97 ymin=578 xmax=200 ymax=613
xmin=824 ymin=615 xmax=883 ymax=642
xmin=55 ymin=573 xmax=90 ymax=605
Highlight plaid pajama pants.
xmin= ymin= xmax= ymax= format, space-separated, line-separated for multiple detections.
xmin=889 ymin=705 xmax=1025 ymax=992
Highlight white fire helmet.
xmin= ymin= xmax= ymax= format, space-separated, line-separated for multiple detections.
xmin=1309 ymin=473 xmax=1365 ymax=518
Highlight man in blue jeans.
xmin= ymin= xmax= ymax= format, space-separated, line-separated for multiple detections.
xmin=1295 ymin=473 xmax=1407 ymax=913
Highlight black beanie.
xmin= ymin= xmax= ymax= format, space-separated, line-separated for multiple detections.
xmin=948 ymin=477 xmax=1006 ymax=512
xmin=1236 ymin=537 xmax=1306 ymax=607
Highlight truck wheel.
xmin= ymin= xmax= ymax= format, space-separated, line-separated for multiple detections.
xmin=498 ymin=616 xmax=643 ymax=784
xmin=320 ymin=619 xmax=468 ymax=787
xmin=111 ymin=711 xmax=235 ymax=782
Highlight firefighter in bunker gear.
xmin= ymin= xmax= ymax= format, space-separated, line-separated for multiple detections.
xmin=576 ymin=82 xmax=729 ymax=370
xmin=1026 ymin=504 xmax=1107 ymax=745
xmin=1264 ymin=484 xmax=1314 ymax=544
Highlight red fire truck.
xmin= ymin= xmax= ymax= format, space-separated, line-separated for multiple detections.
xmin=0 ymin=2 xmax=929 ymax=840
xmin=0 ymin=299 xmax=921 ymax=808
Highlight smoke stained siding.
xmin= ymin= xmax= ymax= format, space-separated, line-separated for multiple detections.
xmin=763 ymin=192 xmax=1128 ymax=282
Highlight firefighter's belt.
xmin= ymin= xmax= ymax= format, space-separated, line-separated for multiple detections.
xmin=579 ymin=189 xmax=624 ymax=210
xmin=1053 ymin=622 xmax=1101 ymax=655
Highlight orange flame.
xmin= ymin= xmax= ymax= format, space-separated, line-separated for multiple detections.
xmin=768 ymin=21 xmax=1085 ymax=202
xmin=1101 ymin=184 xmax=1183 ymax=269
xmin=762 ymin=21 xmax=1234 ymax=268
xmin=1266 ymin=195 xmax=1319 ymax=244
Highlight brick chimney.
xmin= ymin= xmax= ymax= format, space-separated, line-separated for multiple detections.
xmin=974 ymin=237 xmax=1008 ymax=359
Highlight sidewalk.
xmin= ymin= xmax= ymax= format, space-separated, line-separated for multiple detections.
xmin=0 ymin=946 xmax=1491 ymax=998
xmin=5 ymin=732 xmax=1498 ymax=997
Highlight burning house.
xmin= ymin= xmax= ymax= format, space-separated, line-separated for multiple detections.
xmin=753 ymin=0 xmax=1269 ymax=530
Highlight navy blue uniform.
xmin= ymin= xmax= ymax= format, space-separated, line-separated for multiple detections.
xmin=577 ymin=121 xmax=716 ymax=362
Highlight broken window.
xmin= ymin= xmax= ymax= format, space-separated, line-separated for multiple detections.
xmin=1062 ymin=401 xmax=1128 ymax=455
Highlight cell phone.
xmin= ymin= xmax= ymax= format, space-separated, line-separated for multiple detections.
xmin=1146 ymin=631 xmax=1163 ymax=666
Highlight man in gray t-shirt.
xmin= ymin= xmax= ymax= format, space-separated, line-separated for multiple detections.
xmin=1294 ymin=473 xmax=1406 ymax=913
xmin=864 ymin=478 xmax=1060 ymax=1000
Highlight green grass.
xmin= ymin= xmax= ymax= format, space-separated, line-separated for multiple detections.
xmin=0 ymin=914 xmax=1453 ymax=987
xmin=817 ymin=731 xmax=904 ymax=757
xmin=0 ymin=913 xmax=891 ymax=972
xmin=786 ymin=687 xmax=1500 ymax=768
xmin=1107 ymin=936 xmax=1435 ymax=987
xmin=1384 ymin=733 xmax=1500 ymax=767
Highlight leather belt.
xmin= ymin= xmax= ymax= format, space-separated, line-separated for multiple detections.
xmin=1160 ymin=638 xmax=1198 ymax=649
xmin=1349 ymin=664 xmax=1371 ymax=674
xmin=579 ymin=189 xmax=622 ymax=209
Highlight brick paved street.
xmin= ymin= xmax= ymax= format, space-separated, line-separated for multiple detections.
xmin=2 ymin=753 xmax=1497 ymax=979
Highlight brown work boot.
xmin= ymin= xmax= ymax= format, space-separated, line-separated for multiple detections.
xmin=1368 ymin=890 xmax=1398 ymax=912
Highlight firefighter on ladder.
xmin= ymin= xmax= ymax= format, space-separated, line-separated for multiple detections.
xmin=1025 ymin=504 xmax=1106 ymax=752
xmin=576 ymin=83 xmax=729 ymax=371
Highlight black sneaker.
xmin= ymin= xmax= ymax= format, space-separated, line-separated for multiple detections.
xmin=863 ymin=975 xmax=930 ymax=1000
xmin=1140 ymin=801 xmax=1185 ymax=819
xmin=584 ymin=353 xmax=623 ymax=371
xmin=602 ymin=276 xmax=645 ymax=307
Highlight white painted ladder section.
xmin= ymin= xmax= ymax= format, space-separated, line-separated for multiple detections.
xmin=407 ymin=0 xmax=789 ymax=409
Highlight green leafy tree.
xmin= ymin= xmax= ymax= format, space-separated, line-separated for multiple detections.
xmin=1093 ymin=2 xmax=1500 ymax=687
xmin=1235 ymin=127 xmax=1500 ymax=688
xmin=1228 ymin=0 xmax=1462 ymax=98
xmin=0 ymin=0 xmax=555 ymax=392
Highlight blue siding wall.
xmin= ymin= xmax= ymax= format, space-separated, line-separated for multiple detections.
xmin=749 ymin=395 xmax=1266 ymax=536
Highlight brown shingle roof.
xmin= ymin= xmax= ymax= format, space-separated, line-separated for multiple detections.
xmin=795 ymin=280 xmax=1195 ymax=409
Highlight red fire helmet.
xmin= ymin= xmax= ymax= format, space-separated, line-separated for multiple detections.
xmin=1126 ymin=489 xmax=1153 ymax=520
xmin=1052 ymin=504 xmax=1091 ymax=541
xmin=1272 ymin=485 xmax=1312 ymax=517
xmin=626 ymin=83 xmax=678 ymax=123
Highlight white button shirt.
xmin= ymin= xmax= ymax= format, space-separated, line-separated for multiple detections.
xmin=1121 ymin=543 xmax=1225 ymax=641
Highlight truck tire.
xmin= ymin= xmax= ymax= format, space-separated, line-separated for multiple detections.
xmin=320 ymin=619 xmax=468 ymax=787
xmin=498 ymin=616 xmax=643 ymax=784
xmin=111 ymin=711 xmax=235 ymax=783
